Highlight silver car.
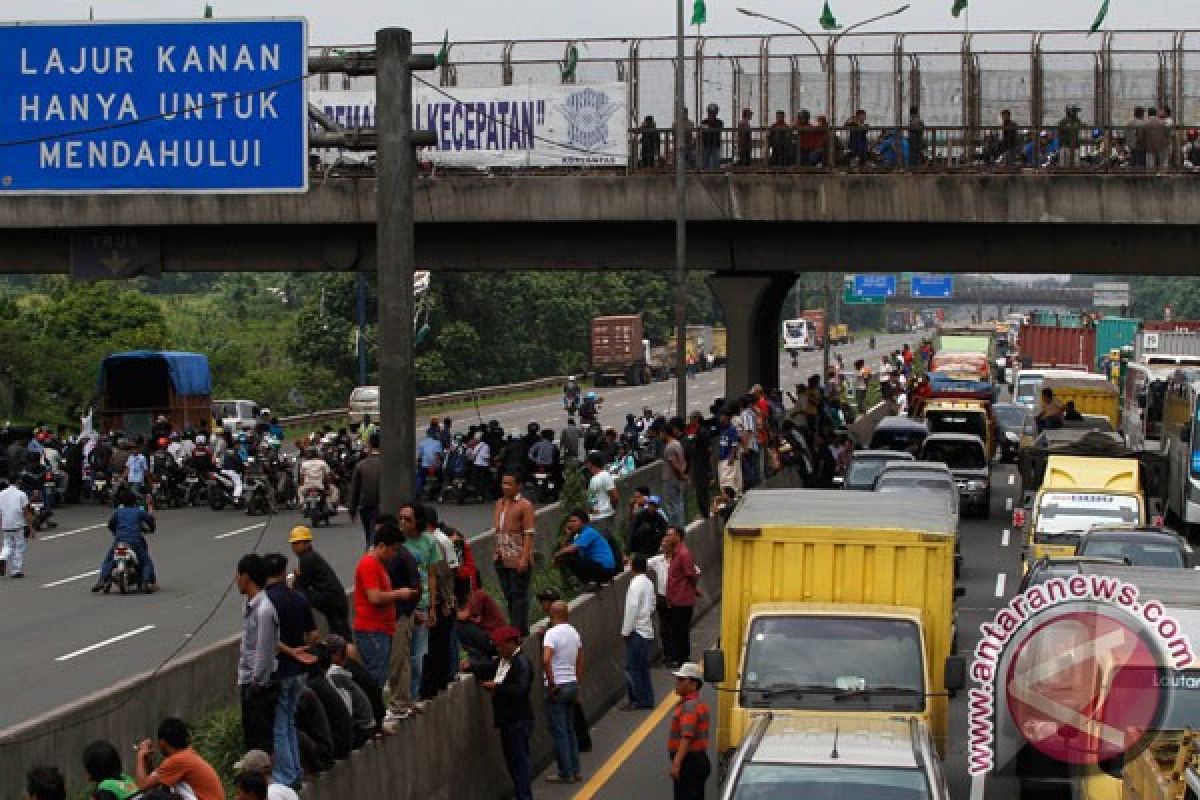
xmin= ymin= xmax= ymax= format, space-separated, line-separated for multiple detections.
xmin=348 ymin=385 xmax=380 ymax=424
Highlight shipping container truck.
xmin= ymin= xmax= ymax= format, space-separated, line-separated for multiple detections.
xmin=704 ymin=490 xmax=964 ymax=759
xmin=887 ymin=309 xmax=915 ymax=333
xmin=98 ymin=351 xmax=212 ymax=437
xmin=591 ymin=314 xmax=668 ymax=386
xmin=1143 ymin=319 xmax=1200 ymax=332
xmin=1136 ymin=330 xmax=1200 ymax=362
xmin=801 ymin=309 xmax=827 ymax=347
xmin=1018 ymin=324 xmax=1097 ymax=369
xmin=711 ymin=326 xmax=728 ymax=365
xmin=1094 ymin=317 xmax=1141 ymax=370
xmin=828 ymin=322 xmax=851 ymax=345
xmin=667 ymin=324 xmax=716 ymax=368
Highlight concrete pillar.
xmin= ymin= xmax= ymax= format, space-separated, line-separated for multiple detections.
xmin=708 ymin=272 xmax=796 ymax=401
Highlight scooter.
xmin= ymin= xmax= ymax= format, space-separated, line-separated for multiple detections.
xmin=243 ymin=462 xmax=274 ymax=517
xmin=206 ymin=471 xmax=239 ymax=511
xmin=101 ymin=543 xmax=145 ymax=595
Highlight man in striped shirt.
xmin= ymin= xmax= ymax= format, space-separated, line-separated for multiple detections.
xmin=667 ymin=662 xmax=711 ymax=800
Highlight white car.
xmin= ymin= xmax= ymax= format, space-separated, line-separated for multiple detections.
xmin=348 ymin=385 xmax=380 ymax=424
xmin=213 ymin=399 xmax=259 ymax=433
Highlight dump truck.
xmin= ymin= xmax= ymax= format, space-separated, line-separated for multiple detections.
xmin=98 ymin=351 xmax=212 ymax=437
xmin=1041 ymin=373 xmax=1121 ymax=429
xmin=704 ymin=490 xmax=964 ymax=759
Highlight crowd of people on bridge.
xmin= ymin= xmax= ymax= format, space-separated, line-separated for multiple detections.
xmin=19 ymin=345 xmax=946 ymax=800
xmin=636 ymin=100 xmax=1200 ymax=171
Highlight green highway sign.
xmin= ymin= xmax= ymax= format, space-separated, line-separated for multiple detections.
xmin=844 ymin=285 xmax=885 ymax=305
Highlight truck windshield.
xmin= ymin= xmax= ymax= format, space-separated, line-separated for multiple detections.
xmin=1035 ymin=492 xmax=1140 ymax=535
xmin=1016 ymin=376 xmax=1042 ymax=407
xmin=741 ymin=616 xmax=925 ymax=711
xmin=785 ymin=322 xmax=806 ymax=338
xmin=731 ymin=765 xmax=932 ymax=800
xmin=927 ymin=413 xmax=988 ymax=442
xmin=922 ymin=440 xmax=987 ymax=470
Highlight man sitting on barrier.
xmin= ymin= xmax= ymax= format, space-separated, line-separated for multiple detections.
xmin=553 ymin=509 xmax=618 ymax=592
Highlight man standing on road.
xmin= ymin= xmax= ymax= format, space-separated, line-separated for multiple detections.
xmin=416 ymin=429 xmax=444 ymax=497
xmin=560 ymin=417 xmax=582 ymax=467
xmin=661 ymin=419 xmax=689 ymax=528
xmin=481 ymin=625 xmax=534 ymax=800
xmin=0 ymin=478 xmax=31 ymax=578
xmin=289 ymin=526 xmax=351 ymax=639
xmin=263 ymin=553 xmax=318 ymax=789
xmin=663 ymin=526 xmax=700 ymax=668
xmin=236 ymin=554 xmax=280 ymax=755
xmin=348 ymin=433 xmax=381 ymax=549
xmin=543 ymin=600 xmax=584 ymax=785
xmin=585 ymin=452 xmax=619 ymax=538
xmin=667 ymin=663 xmax=711 ymax=800
xmin=351 ymin=526 xmax=405 ymax=687
xmin=621 ymin=554 xmax=657 ymax=710
xmin=493 ymin=473 xmax=536 ymax=636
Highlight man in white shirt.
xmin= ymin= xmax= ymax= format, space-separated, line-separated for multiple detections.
xmin=542 ymin=600 xmax=584 ymax=784
xmin=0 ymin=478 xmax=31 ymax=578
xmin=620 ymin=554 xmax=657 ymax=710
xmin=585 ymin=452 xmax=619 ymax=538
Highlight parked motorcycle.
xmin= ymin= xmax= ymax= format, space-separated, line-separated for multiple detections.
xmin=243 ymin=460 xmax=274 ymax=517
xmin=178 ymin=468 xmax=207 ymax=507
xmin=207 ymin=471 xmax=239 ymax=511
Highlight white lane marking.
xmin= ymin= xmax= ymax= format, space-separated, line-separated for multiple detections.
xmin=1008 ymin=474 xmax=1016 ymax=485
xmin=41 ymin=569 xmax=100 ymax=589
xmin=1005 ymin=497 xmax=1013 ymax=511
xmin=970 ymin=774 xmax=986 ymax=800
xmin=214 ymin=523 xmax=267 ymax=540
xmin=40 ymin=523 xmax=106 ymax=541
xmin=995 ymin=573 xmax=1007 ymax=598
xmin=1001 ymin=529 xmax=1011 ymax=547
xmin=57 ymin=625 xmax=156 ymax=662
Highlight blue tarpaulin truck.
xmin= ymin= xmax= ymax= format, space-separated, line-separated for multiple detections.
xmin=98 ymin=351 xmax=212 ymax=437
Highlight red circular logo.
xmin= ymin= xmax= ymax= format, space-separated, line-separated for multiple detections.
xmin=1005 ymin=610 xmax=1164 ymax=765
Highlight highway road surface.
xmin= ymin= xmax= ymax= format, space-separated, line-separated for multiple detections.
xmin=0 ymin=334 xmax=913 ymax=730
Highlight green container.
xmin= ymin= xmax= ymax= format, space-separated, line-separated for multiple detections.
xmin=1033 ymin=311 xmax=1081 ymax=327
xmin=1094 ymin=317 xmax=1141 ymax=370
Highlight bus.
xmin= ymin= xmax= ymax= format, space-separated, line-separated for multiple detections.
xmin=1121 ymin=359 xmax=1200 ymax=451
xmin=1160 ymin=368 xmax=1200 ymax=533
xmin=782 ymin=318 xmax=815 ymax=354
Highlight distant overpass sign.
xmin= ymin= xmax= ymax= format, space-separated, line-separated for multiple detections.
xmin=1093 ymin=282 xmax=1131 ymax=308
xmin=911 ymin=274 xmax=954 ymax=299
xmin=853 ymin=274 xmax=897 ymax=298
xmin=0 ymin=19 xmax=307 ymax=193
xmin=844 ymin=276 xmax=884 ymax=305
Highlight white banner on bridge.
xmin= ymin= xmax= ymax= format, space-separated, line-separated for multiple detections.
xmin=311 ymin=83 xmax=628 ymax=168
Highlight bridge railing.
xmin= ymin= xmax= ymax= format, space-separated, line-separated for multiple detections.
xmin=623 ymin=123 xmax=1200 ymax=173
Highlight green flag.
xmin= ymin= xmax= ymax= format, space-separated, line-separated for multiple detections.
xmin=690 ymin=0 xmax=707 ymax=26
xmin=951 ymin=0 xmax=968 ymax=17
xmin=203 ymin=3 xmax=213 ymax=18
xmin=819 ymin=1 xmax=840 ymax=30
xmin=561 ymin=44 xmax=579 ymax=81
xmin=434 ymin=30 xmax=450 ymax=66
xmin=1089 ymin=0 xmax=1109 ymax=34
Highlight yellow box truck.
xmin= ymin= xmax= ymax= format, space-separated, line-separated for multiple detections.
xmin=703 ymin=490 xmax=964 ymax=760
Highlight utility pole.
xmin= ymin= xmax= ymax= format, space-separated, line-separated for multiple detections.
xmin=822 ymin=271 xmax=832 ymax=380
xmin=673 ymin=0 xmax=688 ymax=417
xmin=356 ymin=271 xmax=368 ymax=387
xmin=375 ymin=28 xmax=436 ymax=514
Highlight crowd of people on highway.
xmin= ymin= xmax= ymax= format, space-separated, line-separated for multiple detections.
xmin=18 ymin=346 xmax=940 ymax=800
xmin=637 ymin=100 xmax=1200 ymax=171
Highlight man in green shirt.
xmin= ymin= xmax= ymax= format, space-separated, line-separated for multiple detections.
xmin=400 ymin=501 xmax=443 ymax=704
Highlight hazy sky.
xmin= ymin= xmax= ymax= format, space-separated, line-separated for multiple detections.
xmin=0 ymin=1 xmax=1191 ymax=46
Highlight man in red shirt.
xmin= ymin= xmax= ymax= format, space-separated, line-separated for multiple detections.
xmin=663 ymin=526 xmax=700 ymax=668
xmin=667 ymin=662 xmax=711 ymax=800
xmin=352 ymin=526 xmax=409 ymax=687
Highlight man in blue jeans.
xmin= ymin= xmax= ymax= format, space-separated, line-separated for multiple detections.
xmin=481 ymin=625 xmax=534 ymax=800
xmin=621 ymin=555 xmax=657 ymax=710
xmin=352 ymin=527 xmax=407 ymax=686
xmin=263 ymin=553 xmax=318 ymax=788
xmin=543 ymin=600 xmax=585 ymax=784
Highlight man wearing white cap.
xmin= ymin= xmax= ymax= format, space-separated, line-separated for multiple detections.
xmin=667 ymin=663 xmax=711 ymax=800
xmin=232 ymin=749 xmax=298 ymax=800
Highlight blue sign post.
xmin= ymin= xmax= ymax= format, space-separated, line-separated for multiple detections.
xmin=853 ymin=274 xmax=897 ymax=297
xmin=911 ymin=275 xmax=954 ymax=299
xmin=0 ymin=19 xmax=307 ymax=193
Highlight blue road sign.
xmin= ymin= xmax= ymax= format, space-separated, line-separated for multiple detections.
xmin=853 ymin=274 xmax=897 ymax=297
xmin=0 ymin=19 xmax=307 ymax=193
xmin=911 ymin=275 xmax=954 ymax=299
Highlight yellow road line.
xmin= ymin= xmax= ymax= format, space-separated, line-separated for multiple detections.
xmin=573 ymin=692 xmax=679 ymax=800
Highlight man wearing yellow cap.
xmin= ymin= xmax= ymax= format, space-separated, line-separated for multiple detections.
xmin=289 ymin=525 xmax=350 ymax=638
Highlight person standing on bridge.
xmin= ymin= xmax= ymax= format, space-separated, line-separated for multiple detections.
xmin=768 ymin=110 xmax=792 ymax=167
xmin=638 ymin=115 xmax=660 ymax=169
xmin=1056 ymin=105 xmax=1084 ymax=168
xmin=667 ymin=663 xmax=711 ymax=800
xmin=700 ymin=103 xmax=724 ymax=170
xmin=736 ymin=107 xmax=754 ymax=166
xmin=1000 ymin=109 xmax=1020 ymax=166
xmin=1144 ymin=107 xmax=1169 ymax=172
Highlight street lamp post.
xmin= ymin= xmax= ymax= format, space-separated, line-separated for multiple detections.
xmin=737 ymin=3 xmax=910 ymax=380
xmin=673 ymin=0 xmax=688 ymax=418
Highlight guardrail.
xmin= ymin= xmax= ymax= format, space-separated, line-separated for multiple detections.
xmin=277 ymin=374 xmax=575 ymax=430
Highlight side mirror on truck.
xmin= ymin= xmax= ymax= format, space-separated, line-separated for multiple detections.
xmin=954 ymin=586 xmax=967 ymax=599
xmin=703 ymin=650 xmax=726 ymax=684
xmin=944 ymin=655 xmax=966 ymax=695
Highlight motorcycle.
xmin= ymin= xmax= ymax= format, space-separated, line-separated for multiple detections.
xmin=206 ymin=471 xmax=239 ymax=511
xmin=102 ymin=542 xmax=145 ymax=595
xmin=525 ymin=468 xmax=558 ymax=504
xmin=419 ymin=466 xmax=443 ymax=504
xmin=243 ymin=460 xmax=274 ymax=517
xmin=178 ymin=468 xmax=207 ymax=507
xmin=91 ymin=472 xmax=113 ymax=506
xmin=18 ymin=466 xmax=55 ymax=532
xmin=270 ymin=453 xmax=297 ymax=510
xmin=302 ymin=488 xmax=332 ymax=527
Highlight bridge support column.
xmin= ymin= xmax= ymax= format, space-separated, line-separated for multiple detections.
xmin=708 ymin=272 xmax=796 ymax=401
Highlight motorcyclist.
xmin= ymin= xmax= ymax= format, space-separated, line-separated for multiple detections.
xmin=635 ymin=406 xmax=655 ymax=434
xmin=528 ymin=429 xmax=560 ymax=488
xmin=187 ymin=434 xmax=215 ymax=475
xmin=92 ymin=488 xmax=157 ymax=593
xmin=563 ymin=376 xmax=581 ymax=412
xmin=579 ymin=391 xmax=601 ymax=424
xmin=219 ymin=442 xmax=245 ymax=506
xmin=519 ymin=422 xmax=541 ymax=479
xmin=298 ymin=446 xmax=337 ymax=510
